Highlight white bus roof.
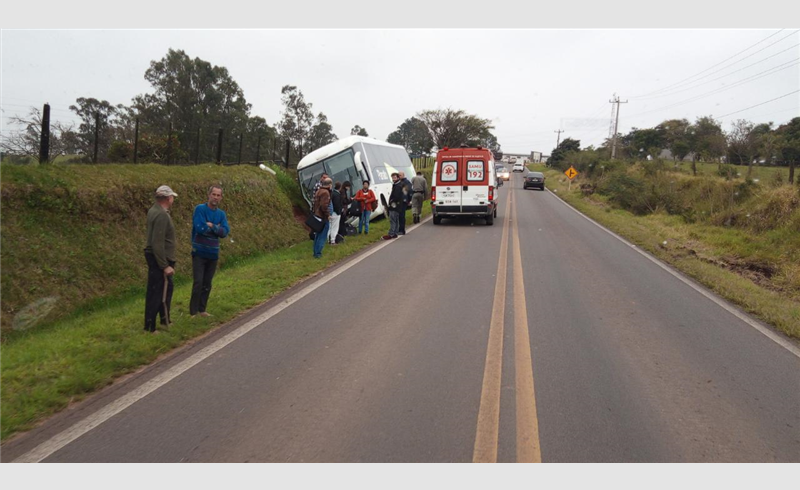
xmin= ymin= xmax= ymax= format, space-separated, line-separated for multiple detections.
xmin=296 ymin=136 xmax=408 ymax=171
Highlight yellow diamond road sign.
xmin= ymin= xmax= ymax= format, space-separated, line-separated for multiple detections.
xmin=565 ymin=166 xmax=578 ymax=180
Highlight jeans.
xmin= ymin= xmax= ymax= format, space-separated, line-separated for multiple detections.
xmin=314 ymin=221 xmax=330 ymax=257
xmin=190 ymin=255 xmax=218 ymax=315
xmin=328 ymin=213 xmax=341 ymax=244
xmin=359 ymin=210 xmax=372 ymax=233
xmin=389 ymin=209 xmax=400 ymax=236
xmin=144 ymin=252 xmax=174 ymax=332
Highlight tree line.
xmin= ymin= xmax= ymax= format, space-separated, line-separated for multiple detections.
xmin=1 ymin=48 xmax=502 ymax=166
xmin=548 ymin=115 xmax=800 ymax=183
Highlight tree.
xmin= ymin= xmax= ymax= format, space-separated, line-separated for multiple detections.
xmin=548 ymin=137 xmax=581 ymax=169
xmin=415 ymin=108 xmax=495 ymax=149
xmin=350 ymin=125 xmax=368 ymax=137
xmin=278 ymin=85 xmax=314 ymax=160
xmin=775 ymin=117 xmax=800 ymax=184
xmin=688 ymin=116 xmax=727 ymax=174
xmin=306 ymin=112 xmax=337 ymax=154
xmin=130 ymin=48 xmax=256 ymax=163
xmin=0 ymin=107 xmax=76 ymax=163
xmin=726 ymin=119 xmax=755 ymax=166
xmin=387 ymin=117 xmax=434 ymax=156
xmin=620 ymin=127 xmax=665 ymax=160
xmin=69 ymin=97 xmax=123 ymax=162
xmin=657 ymin=118 xmax=691 ymax=162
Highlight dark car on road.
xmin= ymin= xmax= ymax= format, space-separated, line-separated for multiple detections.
xmin=523 ymin=171 xmax=546 ymax=190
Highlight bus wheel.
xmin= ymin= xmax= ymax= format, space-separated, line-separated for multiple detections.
xmin=433 ymin=215 xmax=441 ymax=225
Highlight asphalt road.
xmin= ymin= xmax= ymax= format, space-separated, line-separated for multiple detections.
xmin=4 ymin=171 xmax=799 ymax=462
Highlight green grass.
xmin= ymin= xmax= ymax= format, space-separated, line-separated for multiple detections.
xmin=0 ymin=201 xmax=432 ymax=441
xmin=531 ymin=163 xmax=800 ymax=339
xmin=0 ymin=163 xmax=306 ymax=334
xmin=669 ymin=160 xmax=790 ymax=182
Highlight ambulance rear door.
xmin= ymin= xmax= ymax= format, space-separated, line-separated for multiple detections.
xmin=436 ymin=153 xmax=463 ymax=212
xmin=461 ymin=154 xmax=491 ymax=213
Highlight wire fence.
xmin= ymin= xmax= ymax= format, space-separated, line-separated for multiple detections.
xmin=0 ymin=103 xmax=298 ymax=168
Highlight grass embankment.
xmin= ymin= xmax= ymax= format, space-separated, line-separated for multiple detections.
xmin=532 ymin=162 xmax=800 ymax=339
xmin=0 ymin=163 xmax=312 ymax=336
xmin=1 ymin=163 xmax=433 ymax=441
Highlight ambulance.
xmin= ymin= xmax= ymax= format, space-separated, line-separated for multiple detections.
xmin=431 ymin=146 xmax=498 ymax=225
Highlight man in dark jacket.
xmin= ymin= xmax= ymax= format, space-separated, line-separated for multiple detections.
xmin=398 ymin=171 xmax=412 ymax=235
xmin=328 ymin=182 xmax=343 ymax=245
xmin=144 ymin=185 xmax=178 ymax=333
xmin=312 ymin=178 xmax=333 ymax=258
xmin=384 ymin=173 xmax=404 ymax=240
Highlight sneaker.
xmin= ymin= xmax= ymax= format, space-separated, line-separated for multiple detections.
xmin=382 ymin=234 xmax=393 ymax=240
xmin=199 ymin=312 xmax=212 ymax=318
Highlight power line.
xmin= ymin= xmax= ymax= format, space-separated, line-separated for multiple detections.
xmin=633 ymin=43 xmax=800 ymax=101
xmin=716 ymin=90 xmax=800 ymax=119
xmin=629 ymin=29 xmax=794 ymax=98
xmin=626 ymin=59 xmax=799 ymax=119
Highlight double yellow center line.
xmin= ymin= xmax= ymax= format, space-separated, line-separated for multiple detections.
xmin=472 ymin=191 xmax=542 ymax=463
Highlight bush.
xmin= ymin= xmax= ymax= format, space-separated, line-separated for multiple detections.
xmin=717 ymin=163 xmax=737 ymax=180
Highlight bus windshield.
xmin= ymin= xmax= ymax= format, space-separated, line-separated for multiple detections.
xmin=298 ymin=148 xmax=362 ymax=204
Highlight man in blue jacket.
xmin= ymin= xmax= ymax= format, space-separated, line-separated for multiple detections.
xmin=190 ymin=185 xmax=230 ymax=317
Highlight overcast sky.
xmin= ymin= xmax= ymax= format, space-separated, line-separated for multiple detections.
xmin=2 ymin=29 xmax=798 ymax=154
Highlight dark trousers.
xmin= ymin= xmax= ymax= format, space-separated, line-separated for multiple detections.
xmin=144 ymin=252 xmax=174 ymax=332
xmin=190 ymin=255 xmax=218 ymax=315
xmin=399 ymin=203 xmax=408 ymax=233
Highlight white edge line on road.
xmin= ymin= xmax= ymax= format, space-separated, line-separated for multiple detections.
xmin=13 ymin=216 xmax=433 ymax=463
xmin=545 ymin=188 xmax=800 ymax=360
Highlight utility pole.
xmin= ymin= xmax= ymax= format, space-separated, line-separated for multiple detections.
xmin=39 ymin=103 xmax=50 ymax=163
xmin=609 ymin=94 xmax=628 ymax=159
xmin=133 ymin=118 xmax=139 ymax=163
xmin=554 ymin=129 xmax=564 ymax=148
xmin=93 ymin=112 xmax=100 ymax=164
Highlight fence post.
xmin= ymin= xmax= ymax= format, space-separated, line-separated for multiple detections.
xmin=93 ymin=112 xmax=100 ymax=163
xmin=133 ymin=117 xmax=139 ymax=163
xmin=238 ymin=133 xmax=243 ymax=164
xmin=39 ymin=103 xmax=50 ymax=163
xmin=194 ymin=127 xmax=201 ymax=165
xmin=255 ymin=134 xmax=261 ymax=165
xmin=166 ymin=122 xmax=173 ymax=165
xmin=285 ymin=139 xmax=290 ymax=168
xmin=216 ymin=129 xmax=223 ymax=165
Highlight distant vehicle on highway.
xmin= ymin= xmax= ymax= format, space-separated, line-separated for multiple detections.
xmin=496 ymin=164 xmax=510 ymax=181
xmin=523 ymin=171 xmax=546 ymax=190
xmin=297 ymin=136 xmax=416 ymax=222
xmin=431 ymin=146 xmax=498 ymax=226
xmin=513 ymin=162 xmax=525 ymax=172
xmin=509 ymin=157 xmax=517 ymax=164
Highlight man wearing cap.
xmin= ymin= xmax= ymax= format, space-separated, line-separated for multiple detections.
xmin=144 ymin=185 xmax=178 ymax=333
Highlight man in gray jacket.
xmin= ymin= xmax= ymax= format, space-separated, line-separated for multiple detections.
xmin=144 ymin=185 xmax=178 ymax=333
xmin=410 ymin=171 xmax=427 ymax=224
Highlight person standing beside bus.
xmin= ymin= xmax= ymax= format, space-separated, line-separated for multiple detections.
xmin=312 ymin=178 xmax=333 ymax=258
xmin=397 ymin=171 xmax=412 ymax=235
xmin=385 ymin=173 xmax=404 ymax=240
xmin=410 ymin=171 xmax=427 ymax=224
xmin=338 ymin=181 xmax=353 ymax=236
xmin=354 ymin=180 xmax=376 ymax=235
xmin=328 ymin=182 xmax=343 ymax=245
